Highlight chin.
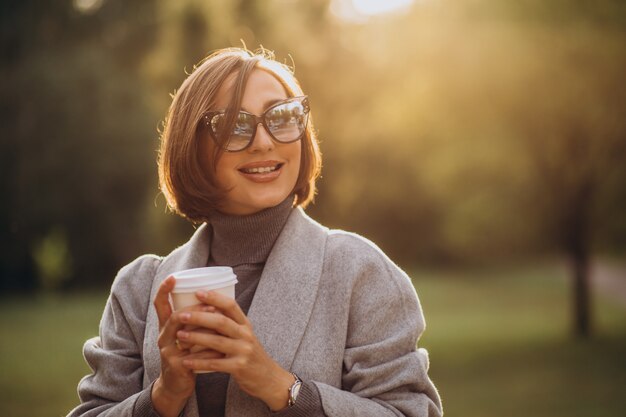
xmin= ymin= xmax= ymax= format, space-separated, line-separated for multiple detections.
xmin=251 ymin=193 xmax=288 ymax=210
xmin=230 ymin=192 xmax=290 ymax=215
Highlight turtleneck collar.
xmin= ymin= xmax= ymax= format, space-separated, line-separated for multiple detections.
xmin=208 ymin=195 xmax=295 ymax=267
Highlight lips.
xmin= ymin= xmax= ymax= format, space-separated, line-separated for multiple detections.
xmin=238 ymin=161 xmax=283 ymax=174
xmin=237 ymin=160 xmax=284 ymax=182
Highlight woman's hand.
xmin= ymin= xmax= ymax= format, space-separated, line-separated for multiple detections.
xmin=176 ymin=290 xmax=296 ymax=412
xmin=152 ymin=277 xmax=223 ymax=417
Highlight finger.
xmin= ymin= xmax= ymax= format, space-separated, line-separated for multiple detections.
xmin=177 ymin=339 xmax=193 ymax=351
xmin=179 ymin=311 xmax=243 ymax=339
xmin=175 ymin=325 xmax=193 ymax=351
xmin=180 ymin=349 xmax=225 ymax=372
xmin=188 ymin=344 xmax=207 ymax=354
xmin=176 ymin=329 xmax=241 ymax=355
xmin=159 ymin=304 xmax=214 ymax=347
xmin=175 ymin=339 xmax=215 ymax=354
xmin=182 ymin=356 xmax=241 ymax=374
xmin=174 ymin=337 xmax=193 ymax=351
xmin=179 ymin=325 xmax=217 ymax=351
xmin=184 ymin=348 xmax=225 ymax=360
xmin=154 ymin=276 xmax=176 ymax=328
xmin=196 ymin=291 xmax=248 ymax=325
xmin=160 ymin=342 xmax=189 ymax=359
xmin=178 ymin=304 xmax=216 ymax=348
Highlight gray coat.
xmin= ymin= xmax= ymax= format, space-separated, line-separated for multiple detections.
xmin=69 ymin=208 xmax=443 ymax=416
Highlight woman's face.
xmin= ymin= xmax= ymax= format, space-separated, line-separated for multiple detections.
xmin=211 ymin=69 xmax=302 ymax=216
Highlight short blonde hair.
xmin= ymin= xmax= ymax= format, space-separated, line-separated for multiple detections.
xmin=158 ymin=48 xmax=322 ymax=223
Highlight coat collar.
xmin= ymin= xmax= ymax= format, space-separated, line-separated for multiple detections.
xmin=143 ymin=208 xmax=328 ymax=417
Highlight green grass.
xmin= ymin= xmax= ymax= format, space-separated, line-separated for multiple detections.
xmin=412 ymin=264 xmax=626 ymax=417
xmin=0 ymin=291 xmax=109 ymax=417
xmin=0 ymin=264 xmax=624 ymax=417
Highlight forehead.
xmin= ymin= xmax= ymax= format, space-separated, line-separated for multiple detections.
xmin=213 ymin=68 xmax=289 ymax=112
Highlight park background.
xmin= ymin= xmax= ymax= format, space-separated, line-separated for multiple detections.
xmin=1 ymin=0 xmax=625 ymax=415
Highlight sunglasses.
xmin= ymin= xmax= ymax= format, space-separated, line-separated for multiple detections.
xmin=202 ymin=95 xmax=310 ymax=152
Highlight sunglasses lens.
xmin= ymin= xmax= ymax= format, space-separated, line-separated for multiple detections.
xmin=266 ymin=100 xmax=308 ymax=143
xmin=209 ymin=113 xmax=255 ymax=151
xmin=205 ymin=97 xmax=309 ymax=151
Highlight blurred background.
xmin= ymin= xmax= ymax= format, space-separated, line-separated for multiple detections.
xmin=1 ymin=0 xmax=625 ymax=415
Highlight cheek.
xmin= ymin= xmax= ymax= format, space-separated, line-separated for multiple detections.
xmin=214 ymin=154 xmax=239 ymax=188
xmin=290 ymin=144 xmax=303 ymax=183
xmin=291 ymin=143 xmax=302 ymax=172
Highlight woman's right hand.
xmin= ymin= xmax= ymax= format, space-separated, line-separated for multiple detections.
xmin=152 ymin=276 xmax=222 ymax=417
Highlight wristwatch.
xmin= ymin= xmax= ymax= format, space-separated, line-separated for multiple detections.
xmin=287 ymin=372 xmax=303 ymax=407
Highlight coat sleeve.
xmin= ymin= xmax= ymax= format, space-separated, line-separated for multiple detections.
xmin=67 ymin=255 xmax=162 ymax=417
xmin=313 ymin=235 xmax=443 ymax=417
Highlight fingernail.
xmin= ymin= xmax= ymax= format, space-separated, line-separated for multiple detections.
xmin=197 ymin=290 xmax=208 ymax=298
xmin=180 ymin=313 xmax=190 ymax=322
xmin=177 ymin=330 xmax=189 ymax=339
xmin=202 ymin=305 xmax=215 ymax=312
xmin=183 ymin=359 xmax=192 ymax=367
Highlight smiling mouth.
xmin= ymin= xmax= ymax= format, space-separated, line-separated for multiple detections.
xmin=239 ymin=163 xmax=283 ymax=174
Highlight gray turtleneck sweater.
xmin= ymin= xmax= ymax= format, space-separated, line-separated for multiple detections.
xmin=194 ymin=196 xmax=324 ymax=416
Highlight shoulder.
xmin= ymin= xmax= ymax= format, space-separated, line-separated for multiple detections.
xmin=298 ymin=210 xmax=407 ymax=283
xmin=110 ymin=254 xmax=163 ymax=305
xmin=324 ymin=229 xmax=405 ymax=279
xmin=325 ymin=229 xmax=392 ymax=265
xmin=322 ymin=228 xmax=425 ymax=340
xmin=294 ymin=210 xmax=418 ymax=304
xmin=324 ymin=229 xmax=418 ymax=303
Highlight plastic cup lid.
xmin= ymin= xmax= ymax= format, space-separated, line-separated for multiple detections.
xmin=171 ymin=266 xmax=237 ymax=293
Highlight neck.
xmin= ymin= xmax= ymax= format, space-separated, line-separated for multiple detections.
xmin=208 ymin=196 xmax=295 ymax=267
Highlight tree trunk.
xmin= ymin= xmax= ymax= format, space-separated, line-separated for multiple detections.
xmin=569 ymin=251 xmax=591 ymax=338
xmin=563 ymin=176 xmax=594 ymax=339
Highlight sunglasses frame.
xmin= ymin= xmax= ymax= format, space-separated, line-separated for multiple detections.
xmin=202 ymin=95 xmax=310 ymax=152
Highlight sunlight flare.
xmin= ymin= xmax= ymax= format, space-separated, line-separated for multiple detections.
xmin=330 ymin=0 xmax=415 ymax=22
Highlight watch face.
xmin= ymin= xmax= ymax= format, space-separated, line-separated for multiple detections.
xmin=292 ymin=381 xmax=302 ymax=400
xmin=289 ymin=374 xmax=303 ymax=406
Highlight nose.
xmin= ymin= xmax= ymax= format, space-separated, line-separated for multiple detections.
xmin=248 ymin=122 xmax=274 ymax=153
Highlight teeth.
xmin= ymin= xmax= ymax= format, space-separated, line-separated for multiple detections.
xmin=242 ymin=165 xmax=279 ymax=174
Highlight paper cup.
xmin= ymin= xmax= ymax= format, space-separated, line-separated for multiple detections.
xmin=170 ymin=266 xmax=237 ymax=373
xmin=170 ymin=266 xmax=237 ymax=310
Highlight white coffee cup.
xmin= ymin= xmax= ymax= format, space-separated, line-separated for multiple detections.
xmin=170 ymin=266 xmax=238 ymax=311
xmin=170 ymin=266 xmax=237 ymax=373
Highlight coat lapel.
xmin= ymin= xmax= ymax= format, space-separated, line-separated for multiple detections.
xmin=143 ymin=209 xmax=328 ymax=417
xmin=224 ymin=208 xmax=328 ymax=416
xmin=143 ymin=223 xmax=212 ymax=417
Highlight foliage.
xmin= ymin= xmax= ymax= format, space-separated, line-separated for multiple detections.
xmin=32 ymin=226 xmax=73 ymax=290
xmin=1 ymin=0 xmax=625 ymax=290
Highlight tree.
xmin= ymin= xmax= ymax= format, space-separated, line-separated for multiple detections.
xmin=511 ymin=27 xmax=626 ymax=337
xmin=0 ymin=0 xmax=160 ymax=290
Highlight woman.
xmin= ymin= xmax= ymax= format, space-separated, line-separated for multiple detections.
xmin=68 ymin=47 xmax=443 ymax=417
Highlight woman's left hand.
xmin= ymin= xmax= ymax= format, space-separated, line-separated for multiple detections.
xmin=176 ymin=290 xmax=295 ymax=411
